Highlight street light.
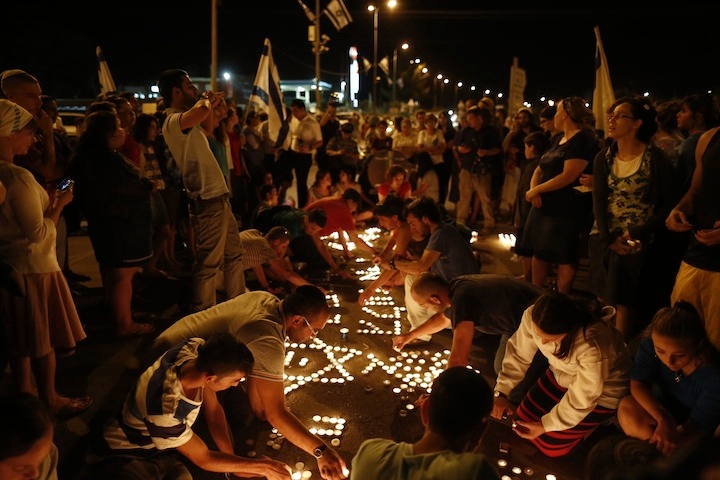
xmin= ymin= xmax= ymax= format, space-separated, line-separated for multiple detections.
xmin=368 ymin=1 xmax=397 ymax=112
xmin=392 ymin=42 xmax=409 ymax=104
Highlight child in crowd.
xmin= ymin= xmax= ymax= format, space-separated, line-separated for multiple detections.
xmin=617 ymin=301 xmax=720 ymax=456
xmin=492 ymin=292 xmax=631 ymax=457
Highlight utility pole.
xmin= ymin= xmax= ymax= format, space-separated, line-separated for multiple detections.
xmin=210 ymin=0 xmax=218 ymax=91
xmin=315 ymin=0 xmax=321 ymax=107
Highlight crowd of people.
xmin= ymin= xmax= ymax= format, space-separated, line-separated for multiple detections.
xmin=1 ymin=65 xmax=719 ymax=479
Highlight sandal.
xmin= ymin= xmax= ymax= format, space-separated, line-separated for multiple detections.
xmin=54 ymin=395 xmax=93 ymax=418
xmin=116 ymin=322 xmax=156 ymax=339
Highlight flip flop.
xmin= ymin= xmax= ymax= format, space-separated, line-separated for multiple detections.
xmin=54 ymin=395 xmax=93 ymax=418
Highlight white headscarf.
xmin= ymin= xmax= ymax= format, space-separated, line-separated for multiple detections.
xmin=0 ymin=99 xmax=33 ymax=137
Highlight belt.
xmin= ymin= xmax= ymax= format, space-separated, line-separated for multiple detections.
xmin=188 ymin=193 xmax=228 ymax=207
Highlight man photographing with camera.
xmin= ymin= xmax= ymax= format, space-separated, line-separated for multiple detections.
xmin=157 ymin=69 xmax=245 ymax=312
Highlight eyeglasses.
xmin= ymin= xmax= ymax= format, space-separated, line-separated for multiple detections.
xmin=302 ymin=316 xmax=319 ymax=338
xmin=607 ymin=113 xmax=636 ymax=122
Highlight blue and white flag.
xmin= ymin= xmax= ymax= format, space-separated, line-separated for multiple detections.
xmin=249 ymin=38 xmax=287 ymax=144
xmin=324 ymin=0 xmax=353 ymax=31
xmin=96 ymin=46 xmax=117 ymax=95
xmin=592 ymin=26 xmax=615 ymax=136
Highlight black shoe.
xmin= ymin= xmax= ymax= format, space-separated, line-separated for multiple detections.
xmin=63 ymin=269 xmax=91 ymax=282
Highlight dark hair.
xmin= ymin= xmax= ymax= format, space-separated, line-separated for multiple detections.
xmin=427 ymin=367 xmax=492 ymax=442
xmin=539 ymin=105 xmax=557 ymax=120
xmin=341 ymin=187 xmax=362 ymax=205
xmin=266 ymin=226 xmax=290 ymax=242
xmin=373 ymin=194 xmax=406 ymax=220
xmin=195 ymin=333 xmax=254 ymax=377
xmin=340 ymin=122 xmax=354 ymax=133
xmin=681 ymin=93 xmax=720 ymax=130
xmin=283 ymin=285 xmax=329 ymax=320
xmin=259 ymin=183 xmax=277 ymax=201
xmin=648 ymin=301 xmax=715 ymax=361
xmin=133 ymin=113 xmax=158 ymax=144
xmin=74 ymin=110 xmax=119 ymax=154
xmin=405 ymin=196 xmax=442 ymax=224
xmin=530 ymin=292 xmax=596 ymax=360
xmin=654 ymin=100 xmax=682 ymax=134
xmin=339 ymin=164 xmax=357 ymax=180
xmin=313 ymin=168 xmax=331 ymax=185
xmin=157 ymin=69 xmax=189 ymax=104
xmin=86 ymin=100 xmax=116 ymax=116
xmin=562 ymin=96 xmax=595 ymax=127
xmin=385 ymin=165 xmax=407 ymax=181
xmin=524 ymin=131 xmax=550 ymax=157
xmin=608 ymin=96 xmax=658 ymax=143
xmin=466 ymin=105 xmax=492 ymax=125
xmin=415 ymin=151 xmax=434 ymax=178
xmin=307 ymin=208 xmax=328 ymax=228
xmin=290 ymin=98 xmax=306 ymax=110
xmin=0 ymin=392 xmax=54 ymax=461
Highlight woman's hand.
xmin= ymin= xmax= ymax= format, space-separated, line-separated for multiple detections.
xmin=649 ymin=418 xmax=678 ymax=456
xmin=512 ymin=420 xmax=546 ymax=440
xmin=491 ymin=396 xmax=515 ymax=421
xmin=609 ymin=235 xmax=634 ymax=255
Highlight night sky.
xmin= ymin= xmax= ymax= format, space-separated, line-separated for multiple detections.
xmin=2 ymin=1 xmax=717 ymax=106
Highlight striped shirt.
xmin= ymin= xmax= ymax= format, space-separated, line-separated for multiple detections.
xmin=239 ymin=229 xmax=278 ymax=270
xmin=103 ymin=338 xmax=205 ymax=455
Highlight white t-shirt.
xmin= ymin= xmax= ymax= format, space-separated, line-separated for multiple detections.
xmin=162 ymin=108 xmax=228 ymax=200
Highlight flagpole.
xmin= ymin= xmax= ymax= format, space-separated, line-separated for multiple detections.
xmin=210 ymin=0 xmax=218 ymax=91
xmin=315 ymin=0 xmax=322 ymax=108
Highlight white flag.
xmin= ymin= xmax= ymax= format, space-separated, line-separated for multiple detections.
xmin=592 ymin=26 xmax=615 ymax=137
xmin=378 ymin=56 xmax=390 ymax=78
xmin=248 ymin=38 xmax=287 ymax=144
xmin=362 ymin=57 xmax=373 ymax=74
xmin=323 ymin=0 xmax=353 ymax=31
xmin=296 ymin=0 xmax=315 ymax=23
xmin=96 ymin=46 xmax=117 ymax=95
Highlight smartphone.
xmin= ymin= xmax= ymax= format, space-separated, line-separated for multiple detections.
xmin=56 ymin=177 xmax=74 ymax=192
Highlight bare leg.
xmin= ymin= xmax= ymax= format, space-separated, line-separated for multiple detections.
xmin=104 ymin=266 xmax=144 ymax=335
xmin=31 ymin=351 xmax=60 ymax=408
xmin=9 ymin=355 xmax=35 ymax=395
xmin=531 ymin=257 xmax=551 ymax=289
xmin=520 ymin=256 xmax=533 ymax=282
xmin=556 ymin=263 xmax=576 ymax=294
xmin=615 ymin=304 xmax=635 ymax=342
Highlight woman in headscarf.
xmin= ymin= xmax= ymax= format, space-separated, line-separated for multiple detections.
xmin=0 ymin=99 xmax=91 ymax=417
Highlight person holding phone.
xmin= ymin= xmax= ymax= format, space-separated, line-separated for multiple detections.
xmin=0 ymin=99 xmax=91 ymax=417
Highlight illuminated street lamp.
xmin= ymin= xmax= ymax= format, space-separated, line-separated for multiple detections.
xmin=392 ymin=42 xmax=409 ymax=104
xmin=368 ymin=0 xmax=397 ymax=112
xmin=454 ymin=81 xmax=462 ymax=109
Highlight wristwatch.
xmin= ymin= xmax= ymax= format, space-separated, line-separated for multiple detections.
xmin=493 ymin=390 xmax=507 ymax=399
xmin=313 ymin=443 xmax=327 ymax=459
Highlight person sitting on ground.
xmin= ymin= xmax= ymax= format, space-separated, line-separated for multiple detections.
xmin=0 ymin=392 xmax=58 ymax=480
xmin=304 ymin=188 xmax=379 ymax=262
xmin=90 ymin=333 xmax=292 ymax=480
xmin=377 ymin=196 xmax=480 ymax=344
xmin=350 ymin=366 xmax=499 ymax=480
xmin=492 ymin=291 xmax=631 ymax=458
xmin=376 ymin=165 xmax=413 ymax=203
xmin=152 ymin=287 xmax=348 ymax=480
xmin=393 ymin=272 xmax=543 ymax=376
xmin=334 ymin=164 xmax=375 ymax=223
xmin=239 ymin=226 xmax=326 ymax=295
xmin=616 ymin=301 xmax=720 ymax=457
xmin=306 ymin=168 xmax=337 ymax=207
xmin=358 ymin=195 xmax=427 ymax=306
